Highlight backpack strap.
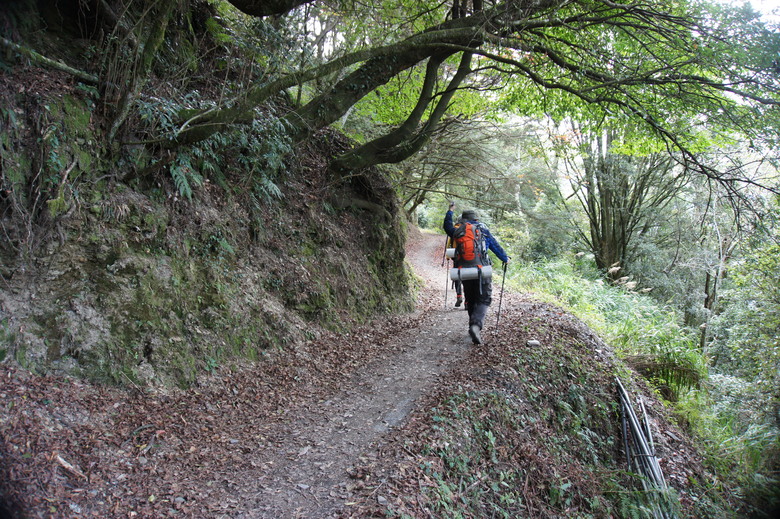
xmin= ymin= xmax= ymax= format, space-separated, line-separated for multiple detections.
xmin=475 ymin=223 xmax=491 ymax=266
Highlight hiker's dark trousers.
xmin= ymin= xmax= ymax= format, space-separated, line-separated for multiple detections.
xmin=463 ymin=278 xmax=492 ymax=330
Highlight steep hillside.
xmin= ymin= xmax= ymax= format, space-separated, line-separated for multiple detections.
xmin=1 ymin=0 xmax=418 ymax=388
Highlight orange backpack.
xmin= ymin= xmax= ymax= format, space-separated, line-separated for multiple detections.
xmin=453 ymin=221 xmax=487 ymax=268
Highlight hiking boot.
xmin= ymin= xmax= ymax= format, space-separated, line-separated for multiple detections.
xmin=455 ymin=295 xmax=463 ymax=307
xmin=469 ymin=324 xmax=482 ymax=345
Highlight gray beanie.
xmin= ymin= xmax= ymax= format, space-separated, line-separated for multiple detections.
xmin=461 ymin=210 xmax=478 ymax=221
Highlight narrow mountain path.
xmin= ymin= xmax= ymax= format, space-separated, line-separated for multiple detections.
xmin=234 ymin=230 xmax=473 ymax=518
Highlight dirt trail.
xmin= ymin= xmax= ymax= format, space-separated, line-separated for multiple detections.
xmin=237 ymin=230 xmax=471 ymax=518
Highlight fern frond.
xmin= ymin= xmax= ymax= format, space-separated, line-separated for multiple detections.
xmin=171 ymin=165 xmax=192 ymax=200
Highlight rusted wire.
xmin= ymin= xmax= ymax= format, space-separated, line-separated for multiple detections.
xmin=616 ymin=377 xmax=676 ymax=519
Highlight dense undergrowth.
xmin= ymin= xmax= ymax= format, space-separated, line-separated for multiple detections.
xmin=505 ymin=255 xmax=780 ymax=517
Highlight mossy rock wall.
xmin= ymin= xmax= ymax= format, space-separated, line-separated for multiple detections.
xmin=0 ymin=74 xmax=414 ymax=388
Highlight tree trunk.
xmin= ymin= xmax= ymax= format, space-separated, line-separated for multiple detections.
xmin=227 ymin=0 xmax=313 ymax=17
xmin=170 ymin=19 xmax=483 ymax=148
xmin=331 ymin=52 xmax=450 ymax=170
xmin=332 ymin=51 xmax=474 ymax=171
xmin=699 ymin=237 xmax=734 ymax=351
xmin=108 ymin=0 xmax=177 ymax=141
xmin=283 ymin=45 xmax=460 ymax=143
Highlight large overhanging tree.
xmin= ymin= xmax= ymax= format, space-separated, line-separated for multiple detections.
xmin=7 ymin=0 xmax=778 ymax=186
xmin=163 ymin=0 xmax=779 ymax=188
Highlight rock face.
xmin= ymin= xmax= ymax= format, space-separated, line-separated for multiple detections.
xmin=0 ymin=67 xmax=413 ymax=387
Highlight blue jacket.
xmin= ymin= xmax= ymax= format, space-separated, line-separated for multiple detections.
xmin=443 ymin=210 xmax=509 ymax=263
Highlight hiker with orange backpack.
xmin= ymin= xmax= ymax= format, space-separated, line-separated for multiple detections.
xmin=446 ymin=219 xmax=465 ymax=308
xmin=443 ymin=202 xmax=509 ymax=344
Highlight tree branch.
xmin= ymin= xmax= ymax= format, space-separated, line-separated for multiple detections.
xmin=0 ymin=37 xmax=99 ymax=84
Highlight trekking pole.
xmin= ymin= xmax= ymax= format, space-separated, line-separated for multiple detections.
xmin=444 ymin=268 xmax=449 ymax=308
xmin=442 ymin=235 xmax=450 ymax=308
xmin=495 ymin=261 xmax=508 ymax=329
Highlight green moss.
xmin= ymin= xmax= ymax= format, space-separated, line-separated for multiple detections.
xmin=299 ymin=242 xmax=316 ymax=257
xmin=143 ymin=210 xmax=168 ymax=232
xmin=29 ymin=311 xmax=64 ymax=362
xmin=0 ymin=318 xmax=14 ymax=363
xmin=0 ymin=132 xmax=30 ymax=205
xmin=62 ymin=94 xmax=91 ymax=133
xmin=13 ymin=343 xmax=28 ymax=367
xmin=46 ymin=194 xmax=69 ymax=217
xmin=77 ymin=149 xmax=93 ymax=172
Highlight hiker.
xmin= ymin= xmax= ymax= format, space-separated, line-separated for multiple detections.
xmin=447 ymin=221 xmax=465 ymax=308
xmin=453 ymin=273 xmax=464 ymax=308
xmin=443 ymin=202 xmax=509 ymax=344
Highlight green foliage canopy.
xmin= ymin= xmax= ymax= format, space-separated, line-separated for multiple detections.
xmin=167 ymin=0 xmax=779 ymax=189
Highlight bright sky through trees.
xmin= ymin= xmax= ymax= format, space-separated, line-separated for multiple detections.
xmin=735 ymin=0 xmax=780 ymax=20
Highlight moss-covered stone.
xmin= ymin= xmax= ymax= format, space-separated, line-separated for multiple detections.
xmin=0 ymin=66 xmax=415 ymax=389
